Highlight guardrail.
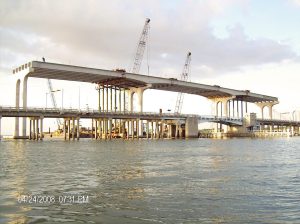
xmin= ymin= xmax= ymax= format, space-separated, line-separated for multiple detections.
xmin=257 ymin=118 xmax=300 ymax=123
xmin=0 ymin=106 xmax=245 ymax=121
xmin=0 ymin=106 xmax=191 ymax=117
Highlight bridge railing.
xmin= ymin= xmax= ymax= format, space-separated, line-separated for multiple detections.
xmin=0 ymin=106 xmax=244 ymax=121
xmin=257 ymin=118 xmax=300 ymax=123
xmin=0 ymin=106 xmax=190 ymax=117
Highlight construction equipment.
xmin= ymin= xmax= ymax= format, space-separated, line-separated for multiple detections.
xmin=131 ymin=18 xmax=151 ymax=74
xmin=47 ymin=79 xmax=62 ymax=127
xmin=124 ymin=18 xmax=150 ymax=111
xmin=174 ymin=52 xmax=192 ymax=114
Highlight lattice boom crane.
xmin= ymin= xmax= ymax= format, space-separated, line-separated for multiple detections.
xmin=47 ymin=79 xmax=62 ymax=127
xmin=174 ymin=52 xmax=192 ymax=114
xmin=131 ymin=18 xmax=150 ymax=74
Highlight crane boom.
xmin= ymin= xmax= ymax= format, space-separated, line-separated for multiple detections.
xmin=174 ymin=52 xmax=192 ymax=114
xmin=47 ymin=79 xmax=62 ymax=127
xmin=131 ymin=18 xmax=150 ymax=74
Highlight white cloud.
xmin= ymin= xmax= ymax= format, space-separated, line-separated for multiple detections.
xmin=291 ymin=0 xmax=300 ymax=6
xmin=1 ymin=0 xmax=297 ymax=78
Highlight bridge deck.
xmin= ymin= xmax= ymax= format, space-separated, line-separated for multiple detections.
xmin=0 ymin=106 xmax=243 ymax=125
xmin=13 ymin=61 xmax=278 ymax=103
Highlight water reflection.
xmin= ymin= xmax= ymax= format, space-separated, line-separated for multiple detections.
xmin=0 ymin=138 xmax=299 ymax=223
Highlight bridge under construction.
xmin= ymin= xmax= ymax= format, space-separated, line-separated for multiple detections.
xmin=0 ymin=60 xmax=298 ymax=140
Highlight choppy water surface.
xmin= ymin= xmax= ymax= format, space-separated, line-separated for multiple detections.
xmin=0 ymin=138 xmax=300 ymax=223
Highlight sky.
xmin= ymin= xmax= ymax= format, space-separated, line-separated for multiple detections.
xmin=0 ymin=0 xmax=300 ymax=135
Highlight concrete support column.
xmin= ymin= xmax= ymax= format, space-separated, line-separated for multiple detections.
xmin=160 ymin=120 xmax=164 ymax=139
xmin=109 ymin=118 xmax=112 ymax=139
xmin=29 ymin=119 xmax=32 ymax=140
xmin=126 ymin=121 xmax=129 ymax=139
xmin=91 ymin=119 xmax=94 ymax=139
xmin=268 ymin=105 xmax=273 ymax=120
xmin=110 ymin=87 xmax=113 ymax=111
xmin=95 ymin=119 xmax=98 ymax=139
xmin=22 ymin=76 xmax=28 ymax=137
xmin=77 ymin=118 xmax=80 ymax=140
xmin=14 ymin=79 xmax=21 ymax=137
xmin=175 ymin=124 xmax=178 ymax=139
xmin=241 ymin=100 xmax=244 ymax=119
xmin=114 ymin=87 xmax=117 ymax=112
xmin=35 ymin=118 xmax=39 ymax=141
xmin=123 ymin=89 xmax=126 ymax=112
xmin=168 ymin=124 xmax=172 ymax=138
xmin=68 ymin=119 xmax=71 ymax=140
xmin=104 ymin=119 xmax=107 ymax=140
xmin=64 ymin=119 xmax=67 ymax=140
xmin=223 ymin=100 xmax=229 ymax=117
xmin=146 ymin=121 xmax=149 ymax=139
xmin=136 ymin=119 xmax=139 ymax=139
xmin=128 ymin=90 xmax=134 ymax=112
xmin=102 ymin=86 xmax=105 ymax=112
xmin=151 ymin=121 xmax=154 ymax=139
xmin=270 ymin=124 xmax=273 ymax=132
xmin=136 ymin=89 xmax=144 ymax=113
xmin=32 ymin=119 xmax=36 ymax=140
xmin=131 ymin=120 xmax=134 ymax=139
xmin=98 ymin=119 xmax=101 ymax=139
xmin=106 ymin=86 xmax=109 ymax=112
xmin=237 ymin=100 xmax=240 ymax=118
xmin=156 ymin=121 xmax=159 ymax=139
xmin=228 ymin=101 xmax=231 ymax=118
xmin=98 ymin=87 xmax=101 ymax=111
xmin=260 ymin=106 xmax=264 ymax=119
xmin=40 ymin=117 xmax=43 ymax=140
xmin=232 ymin=100 xmax=235 ymax=117
xmin=72 ymin=118 xmax=75 ymax=140
xmin=119 ymin=89 xmax=122 ymax=112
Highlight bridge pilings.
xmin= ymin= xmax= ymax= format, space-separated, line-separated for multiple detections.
xmin=28 ymin=117 xmax=43 ymax=140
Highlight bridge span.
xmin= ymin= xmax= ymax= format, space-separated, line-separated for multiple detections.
xmin=0 ymin=106 xmax=244 ymax=140
xmin=3 ymin=60 xmax=298 ymax=140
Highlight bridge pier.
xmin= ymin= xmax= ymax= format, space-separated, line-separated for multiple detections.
xmin=255 ymin=102 xmax=279 ymax=119
xmin=28 ymin=117 xmax=43 ymax=140
xmin=72 ymin=118 xmax=75 ymax=140
xmin=146 ymin=121 xmax=149 ymax=139
xmin=77 ymin=118 xmax=80 ymax=140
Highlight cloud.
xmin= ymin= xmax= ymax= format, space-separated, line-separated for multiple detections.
xmin=290 ymin=0 xmax=300 ymax=6
xmin=0 ymin=0 xmax=298 ymax=79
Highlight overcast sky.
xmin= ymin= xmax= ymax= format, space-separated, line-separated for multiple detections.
xmin=1 ymin=0 xmax=300 ymax=134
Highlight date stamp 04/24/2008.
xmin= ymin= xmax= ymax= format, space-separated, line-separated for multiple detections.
xmin=17 ymin=194 xmax=89 ymax=205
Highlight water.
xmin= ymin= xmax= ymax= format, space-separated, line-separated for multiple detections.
xmin=0 ymin=138 xmax=300 ymax=223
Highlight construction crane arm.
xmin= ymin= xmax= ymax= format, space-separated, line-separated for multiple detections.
xmin=131 ymin=18 xmax=150 ymax=74
xmin=174 ymin=52 xmax=192 ymax=114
